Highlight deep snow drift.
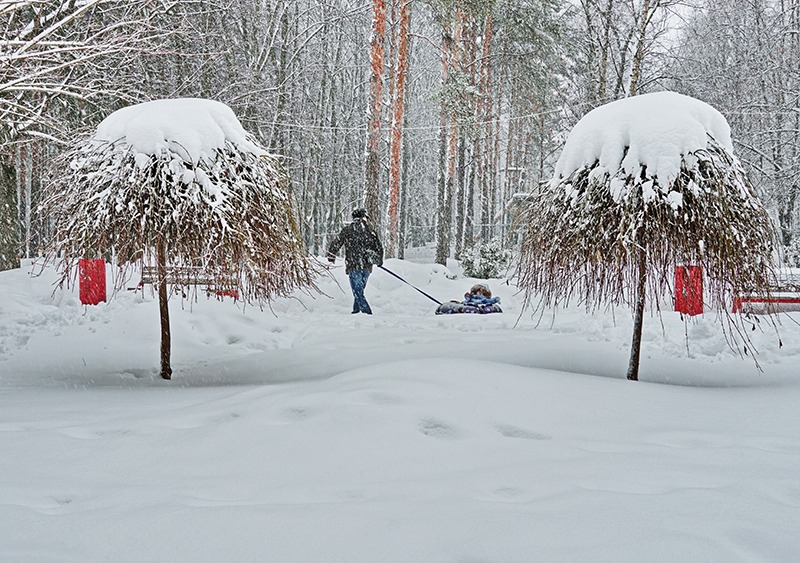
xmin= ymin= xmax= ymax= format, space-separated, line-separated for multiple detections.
xmin=1 ymin=254 xmax=799 ymax=562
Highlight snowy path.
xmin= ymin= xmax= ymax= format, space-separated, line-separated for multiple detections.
xmin=1 ymin=259 xmax=799 ymax=561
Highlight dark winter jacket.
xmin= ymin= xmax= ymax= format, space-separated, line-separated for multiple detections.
xmin=327 ymin=219 xmax=384 ymax=273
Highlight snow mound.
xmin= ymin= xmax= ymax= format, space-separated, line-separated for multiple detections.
xmin=93 ymin=98 xmax=264 ymax=163
xmin=551 ymin=91 xmax=733 ymax=187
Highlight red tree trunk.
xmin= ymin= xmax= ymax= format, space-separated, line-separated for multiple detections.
xmin=386 ymin=0 xmax=411 ymax=257
xmin=364 ymin=0 xmax=387 ymax=223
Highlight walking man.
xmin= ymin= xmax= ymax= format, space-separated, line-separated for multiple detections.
xmin=327 ymin=208 xmax=384 ymax=314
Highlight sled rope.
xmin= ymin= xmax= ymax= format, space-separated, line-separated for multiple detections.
xmin=378 ymin=265 xmax=442 ymax=305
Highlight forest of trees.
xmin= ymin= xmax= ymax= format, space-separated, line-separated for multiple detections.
xmin=2 ymin=0 xmax=800 ymax=271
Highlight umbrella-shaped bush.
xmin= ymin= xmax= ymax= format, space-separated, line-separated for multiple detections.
xmin=42 ymin=98 xmax=317 ymax=380
xmin=516 ymin=92 xmax=778 ymax=381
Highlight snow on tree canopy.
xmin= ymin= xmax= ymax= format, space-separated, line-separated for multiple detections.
xmin=94 ymin=98 xmax=264 ymax=164
xmin=42 ymin=97 xmax=317 ymax=307
xmin=516 ymin=90 xmax=777 ymax=354
xmin=551 ymin=91 xmax=734 ymax=205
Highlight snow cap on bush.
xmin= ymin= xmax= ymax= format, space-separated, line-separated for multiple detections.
xmin=552 ymin=91 xmax=733 ymax=195
xmin=517 ymin=91 xmax=778 ymax=376
xmin=42 ymin=98 xmax=316 ymax=305
xmin=94 ymin=98 xmax=264 ymax=164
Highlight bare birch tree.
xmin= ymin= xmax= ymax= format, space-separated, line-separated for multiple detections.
xmin=0 ymin=0 xmax=166 ymax=270
xmin=669 ymin=0 xmax=800 ymax=261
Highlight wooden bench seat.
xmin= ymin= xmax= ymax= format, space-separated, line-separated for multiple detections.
xmin=138 ymin=265 xmax=238 ymax=298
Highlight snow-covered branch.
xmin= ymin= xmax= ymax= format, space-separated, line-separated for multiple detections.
xmin=0 ymin=0 xmax=167 ymax=141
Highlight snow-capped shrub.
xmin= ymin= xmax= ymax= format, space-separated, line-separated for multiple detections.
xmin=40 ymin=99 xmax=319 ymax=379
xmin=461 ymin=238 xmax=512 ymax=279
xmin=516 ymin=92 xmax=779 ymax=379
xmin=41 ymin=99 xmax=317 ymax=304
xmin=783 ymin=237 xmax=800 ymax=268
xmin=518 ymin=138 xmax=776 ymax=310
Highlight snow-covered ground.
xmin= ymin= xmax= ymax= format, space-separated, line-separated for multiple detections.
xmin=1 ymin=253 xmax=799 ymax=562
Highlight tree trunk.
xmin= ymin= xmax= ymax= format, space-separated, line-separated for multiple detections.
xmin=597 ymin=0 xmax=614 ymax=103
xmin=465 ymin=139 xmax=475 ymax=251
xmin=463 ymin=16 xmax=479 ymax=252
xmin=444 ymin=122 xmax=456 ymax=251
xmin=779 ymin=184 xmax=798 ymax=247
xmin=386 ymin=0 xmax=411 ymax=257
xmin=18 ymin=143 xmax=33 ymax=259
xmin=626 ymin=242 xmax=647 ymax=381
xmin=435 ymin=15 xmax=453 ymax=266
xmin=480 ymin=10 xmax=493 ymax=240
xmin=269 ymin=6 xmax=292 ymax=155
xmin=628 ymin=0 xmax=654 ymax=97
xmin=397 ymin=14 xmax=414 ymax=260
xmin=398 ymin=107 xmax=410 ymax=260
xmin=364 ymin=0 xmax=387 ymax=222
xmin=157 ymin=240 xmax=172 ymax=380
xmin=489 ymin=73 xmax=501 ymax=239
xmin=444 ymin=2 xmax=462 ymax=257
xmin=454 ymin=133 xmax=466 ymax=258
xmin=435 ymin=108 xmax=450 ymax=266
xmin=0 ymin=154 xmax=19 ymax=271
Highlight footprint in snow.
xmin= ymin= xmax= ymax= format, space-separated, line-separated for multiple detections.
xmin=207 ymin=412 xmax=241 ymax=424
xmin=367 ymin=391 xmax=403 ymax=405
xmin=282 ymin=407 xmax=311 ymax=421
xmin=418 ymin=418 xmax=459 ymax=440
xmin=492 ymin=486 xmax=523 ymax=499
xmin=496 ymin=424 xmax=551 ymax=441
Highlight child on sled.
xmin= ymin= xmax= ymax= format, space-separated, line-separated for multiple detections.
xmin=462 ymin=283 xmax=500 ymax=307
xmin=435 ymin=283 xmax=502 ymax=315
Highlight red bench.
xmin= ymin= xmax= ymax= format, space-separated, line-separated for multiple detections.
xmin=733 ymin=292 xmax=800 ymax=314
xmin=733 ymin=273 xmax=800 ymax=314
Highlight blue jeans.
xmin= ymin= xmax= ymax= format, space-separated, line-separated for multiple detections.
xmin=349 ymin=270 xmax=372 ymax=314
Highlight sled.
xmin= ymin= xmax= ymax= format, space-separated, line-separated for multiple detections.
xmin=435 ymin=301 xmax=502 ymax=315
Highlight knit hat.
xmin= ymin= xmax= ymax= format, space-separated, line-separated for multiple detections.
xmin=469 ymin=283 xmax=491 ymax=298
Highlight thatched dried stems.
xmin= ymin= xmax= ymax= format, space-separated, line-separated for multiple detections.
xmin=41 ymin=100 xmax=319 ymax=380
xmin=517 ymin=136 xmax=778 ymax=379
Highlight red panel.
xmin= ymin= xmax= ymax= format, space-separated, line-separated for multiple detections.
xmin=215 ymin=289 xmax=239 ymax=300
xmin=79 ymin=259 xmax=106 ymax=305
xmin=675 ymin=265 xmax=703 ymax=316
